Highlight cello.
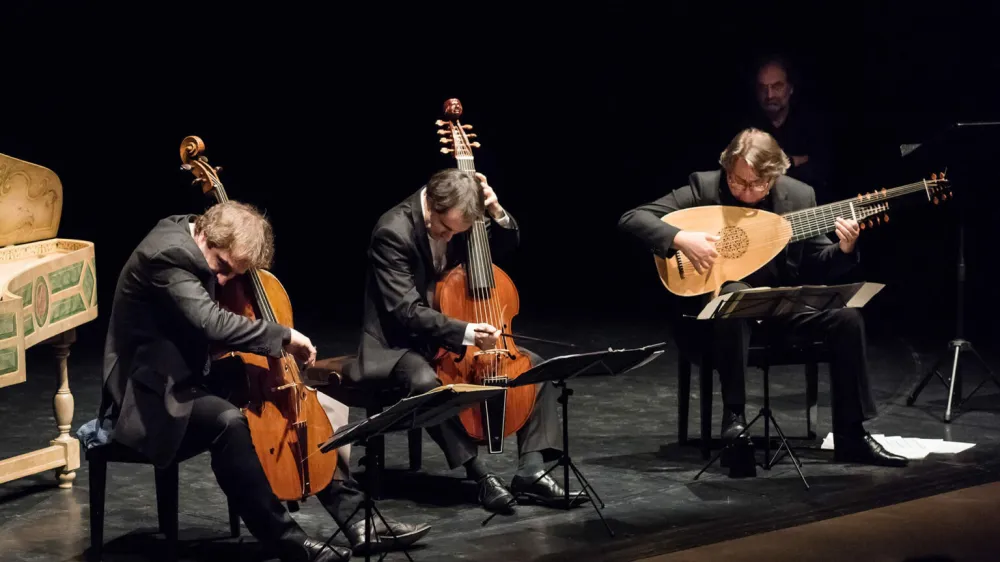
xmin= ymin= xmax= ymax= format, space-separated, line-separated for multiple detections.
xmin=179 ymin=136 xmax=337 ymax=501
xmin=432 ymin=99 xmax=537 ymax=454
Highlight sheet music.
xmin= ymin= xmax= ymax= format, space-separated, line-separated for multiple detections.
xmin=820 ymin=432 xmax=975 ymax=459
xmin=846 ymin=282 xmax=885 ymax=307
xmin=697 ymin=282 xmax=885 ymax=319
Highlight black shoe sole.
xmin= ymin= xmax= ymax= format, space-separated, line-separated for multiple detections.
xmin=833 ymin=453 xmax=908 ymax=467
xmin=515 ymin=490 xmax=592 ymax=508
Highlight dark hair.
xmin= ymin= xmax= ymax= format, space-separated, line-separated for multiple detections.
xmin=754 ymin=54 xmax=795 ymax=85
xmin=425 ymin=168 xmax=484 ymax=222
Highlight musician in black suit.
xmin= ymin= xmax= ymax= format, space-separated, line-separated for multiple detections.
xmin=98 ymin=201 xmax=425 ymax=562
xmin=618 ymin=128 xmax=907 ymax=469
xmin=351 ymin=168 xmax=577 ymax=514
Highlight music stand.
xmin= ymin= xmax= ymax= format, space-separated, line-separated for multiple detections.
xmin=903 ymin=121 xmax=1000 ymax=421
xmin=315 ymin=383 xmax=505 ymax=562
xmin=496 ymin=343 xmax=668 ymax=537
xmin=692 ymin=282 xmax=885 ymax=490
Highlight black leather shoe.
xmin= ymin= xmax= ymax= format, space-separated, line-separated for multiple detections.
xmin=285 ymin=537 xmax=351 ymax=562
xmin=341 ymin=517 xmax=431 ymax=555
xmin=721 ymin=409 xmax=749 ymax=441
xmin=477 ymin=473 xmax=516 ymax=515
xmin=510 ymin=471 xmax=591 ymax=508
xmin=834 ymin=432 xmax=908 ymax=467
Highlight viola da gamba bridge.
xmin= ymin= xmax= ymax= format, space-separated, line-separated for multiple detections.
xmin=654 ymin=175 xmax=953 ymax=297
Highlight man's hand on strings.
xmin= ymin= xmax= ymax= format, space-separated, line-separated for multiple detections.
xmin=471 ymin=323 xmax=501 ymax=350
xmin=285 ymin=328 xmax=317 ymax=367
xmin=673 ymin=230 xmax=721 ymax=274
xmin=835 ymin=217 xmax=861 ymax=254
xmin=477 ymin=173 xmax=505 ymax=220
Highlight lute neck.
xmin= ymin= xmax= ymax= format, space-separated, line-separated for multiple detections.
xmin=784 ymin=180 xmax=930 ymax=242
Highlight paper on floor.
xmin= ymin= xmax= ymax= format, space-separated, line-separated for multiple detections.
xmin=820 ymin=433 xmax=975 ymax=459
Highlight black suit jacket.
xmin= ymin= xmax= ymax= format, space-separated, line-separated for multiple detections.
xmin=357 ymin=188 xmax=519 ymax=381
xmin=99 ymin=214 xmax=290 ymax=467
xmin=619 ymin=169 xmax=858 ymax=297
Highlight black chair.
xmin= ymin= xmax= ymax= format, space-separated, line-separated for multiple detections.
xmin=87 ymin=441 xmax=240 ymax=562
xmin=677 ymin=335 xmax=825 ymax=459
xmin=305 ymin=355 xmax=423 ymax=499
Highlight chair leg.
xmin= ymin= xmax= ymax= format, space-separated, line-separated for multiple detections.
xmin=805 ymin=362 xmax=819 ymax=439
xmin=699 ymin=355 xmax=714 ymax=460
xmin=228 ymin=498 xmax=241 ymax=538
xmin=678 ymin=356 xmax=691 ymax=445
xmin=154 ymin=464 xmax=180 ymax=561
xmin=88 ymin=459 xmax=107 ymax=561
xmin=407 ymin=429 xmax=423 ymax=471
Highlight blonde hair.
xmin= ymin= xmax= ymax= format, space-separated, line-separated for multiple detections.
xmin=718 ymin=128 xmax=791 ymax=180
xmin=193 ymin=201 xmax=275 ymax=269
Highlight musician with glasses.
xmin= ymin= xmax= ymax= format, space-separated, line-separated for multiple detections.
xmin=618 ymin=128 xmax=907 ymax=470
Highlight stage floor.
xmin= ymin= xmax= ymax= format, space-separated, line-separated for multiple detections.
xmin=2 ymin=319 xmax=999 ymax=561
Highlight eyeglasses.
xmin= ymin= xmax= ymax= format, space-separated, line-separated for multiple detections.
xmin=727 ymin=172 xmax=772 ymax=193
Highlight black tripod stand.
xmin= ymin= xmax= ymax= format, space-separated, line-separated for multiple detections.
xmin=905 ymin=122 xmax=1000 ymax=422
xmin=319 ymin=434 xmax=415 ymax=562
xmin=520 ymin=380 xmax=611 ymax=535
xmin=907 ymin=218 xmax=1000 ymax=421
xmin=317 ymin=384 xmax=506 ymax=562
xmin=689 ymin=283 xmax=883 ymax=490
xmin=694 ymin=320 xmax=809 ymax=491
xmin=484 ymin=344 xmax=667 ymax=537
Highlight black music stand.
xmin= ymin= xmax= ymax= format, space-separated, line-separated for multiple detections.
xmin=316 ymin=384 xmax=505 ymax=562
xmin=692 ymin=282 xmax=885 ymax=490
xmin=496 ymin=343 xmax=668 ymax=537
xmin=903 ymin=121 xmax=1000 ymax=422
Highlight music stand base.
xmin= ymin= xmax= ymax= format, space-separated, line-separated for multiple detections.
xmin=694 ymin=407 xmax=810 ymax=491
xmin=320 ymin=437 xmax=415 ymax=562
xmin=514 ymin=382 xmax=615 ymax=537
xmin=907 ymin=339 xmax=1000 ymax=423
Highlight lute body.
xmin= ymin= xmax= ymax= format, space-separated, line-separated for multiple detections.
xmin=654 ymin=175 xmax=953 ymax=297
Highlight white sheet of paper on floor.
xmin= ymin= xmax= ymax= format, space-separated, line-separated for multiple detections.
xmin=820 ymin=433 xmax=975 ymax=459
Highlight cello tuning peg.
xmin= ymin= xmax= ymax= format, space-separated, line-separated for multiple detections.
xmin=462 ymin=124 xmax=473 ymax=130
xmin=440 ymin=147 xmax=453 ymax=154
xmin=467 ymin=133 xmax=478 ymax=138
xmin=435 ymin=120 xmax=447 ymax=126
xmin=439 ymin=137 xmax=452 ymax=144
xmin=437 ymin=129 xmax=448 ymax=135
xmin=470 ymin=142 xmax=481 ymax=148
xmin=933 ymin=196 xmax=940 ymax=205
xmin=884 ymin=213 xmax=889 ymax=223
xmin=180 ymin=164 xmax=191 ymax=171
xmin=941 ymin=193 xmax=948 ymax=201
xmin=215 ymin=166 xmax=223 ymax=173
xmin=931 ymin=173 xmax=937 ymax=180
xmin=867 ymin=219 xmax=874 ymax=228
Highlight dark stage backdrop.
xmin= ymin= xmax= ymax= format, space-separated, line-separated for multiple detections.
xmin=3 ymin=3 xmax=998 ymax=355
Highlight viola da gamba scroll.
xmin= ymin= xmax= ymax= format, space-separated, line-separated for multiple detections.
xmin=655 ymin=174 xmax=954 ymax=297
xmin=432 ymin=99 xmax=538 ymax=454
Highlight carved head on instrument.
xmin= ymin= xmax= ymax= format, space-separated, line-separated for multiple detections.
xmin=193 ymin=201 xmax=275 ymax=285
xmin=720 ymin=128 xmax=791 ymax=205
xmin=423 ymin=169 xmax=484 ymax=241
